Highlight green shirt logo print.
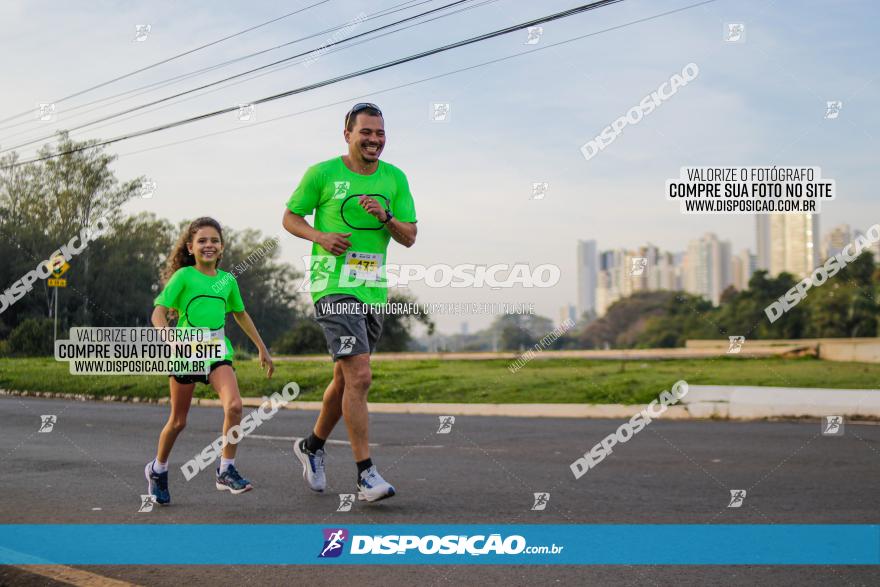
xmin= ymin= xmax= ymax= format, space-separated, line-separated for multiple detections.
xmin=332 ymin=181 xmax=350 ymax=199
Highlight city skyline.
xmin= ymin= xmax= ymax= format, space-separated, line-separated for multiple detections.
xmin=571 ymin=213 xmax=878 ymax=323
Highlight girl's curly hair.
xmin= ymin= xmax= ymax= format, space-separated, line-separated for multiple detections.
xmin=161 ymin=217 xmax=224 ymax=283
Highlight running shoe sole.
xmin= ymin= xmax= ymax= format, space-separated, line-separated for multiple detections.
xmin=215 ymin=481 xmax=253 ymax=495
xmin=294 ymin=441 xmax=325 ymax=492
xmin=144 ymin=462 xmax=170 ymax=506
xmin=357 ymin=486 xmax=396 ymax=502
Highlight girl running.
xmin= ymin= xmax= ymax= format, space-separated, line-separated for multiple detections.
xmin=145 ymin=217 xmax=274 ymax=505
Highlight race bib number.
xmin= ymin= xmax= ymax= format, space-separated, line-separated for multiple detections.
xmin=207 ymin=328 xmax=227 ymax=357
xmin=342 ymin=251 xmax=383 ymax=282
xmin=175 ymin=329 xmax=225 ymax=374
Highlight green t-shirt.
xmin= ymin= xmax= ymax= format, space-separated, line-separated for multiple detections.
xmin=153 ymin=266 xmax=245 ymax=364
xmin=287 ymin=157 xmax=417 ymax=305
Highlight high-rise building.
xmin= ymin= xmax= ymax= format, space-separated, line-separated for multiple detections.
xmin=595 ymin=248 xmax=633 ymax=316
xmin=732 ymin=255 xmax=743 ymax=290
xmin=576 ymin=240 xmax=598 ymax=319
xmin=822 ymin=224 xmax=851 ymax=259
xmin=558 ymin=304 xmax=577 ymax=326
xmin=756 ymin=215 xmax=771 ymax=271
xmin=647 ymin=250 xmax=679 ymax=291
xmin=594 ymin=245 xmax=684 ymax=316
xmin=732 ymin=249 xmax=756 ymax=290
xmin=756 ymin=213 xmax=819 ymax=278
xmin=684 ymin=233 xmax=732 ymax=305
xmin=595 ymin=269 xmax=614 ymax=318
xmin=631 ymin=244 xmax=661 ymax=292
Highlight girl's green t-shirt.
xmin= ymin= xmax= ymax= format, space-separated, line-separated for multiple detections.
xmin=154 ymin=266 xmax=245 ymax=364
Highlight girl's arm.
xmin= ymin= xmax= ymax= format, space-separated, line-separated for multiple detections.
xmin=233 ymin=310 xmax=275 ymax=378
xmin=151 ymin=306 xmax=169 ymax=328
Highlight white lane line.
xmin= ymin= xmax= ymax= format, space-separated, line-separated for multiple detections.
xmin=247 ymin=434 xmax=379 ymax=447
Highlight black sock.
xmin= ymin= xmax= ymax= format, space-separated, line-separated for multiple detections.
xmin=356 ymin=458 xmax=373 ymax=476
xmin=304 ymin=432 xmax=325 ymax=453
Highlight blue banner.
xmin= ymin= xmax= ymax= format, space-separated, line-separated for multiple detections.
xmin=1 ymin=525 xmax=877 ymax=565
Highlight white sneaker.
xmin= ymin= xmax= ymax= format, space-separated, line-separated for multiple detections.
xmin=357 ymin=465 xmax=396 ymax=502
xmin=294 ymin=439 xmax=326 ymax=492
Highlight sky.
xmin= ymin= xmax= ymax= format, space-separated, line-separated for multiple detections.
xmin=1 ymin=0 xmax=878 ymax=334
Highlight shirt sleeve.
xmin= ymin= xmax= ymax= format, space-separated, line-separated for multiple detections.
xmin=286 ymin=164 xmax=323 ymax=216
xmin=226 ymin=275 xmax=245 ymax=313
xmin=391 ymin=168 xmax=417 ymax=223
xmin=154 ymin=269 xmax=185 ymax=310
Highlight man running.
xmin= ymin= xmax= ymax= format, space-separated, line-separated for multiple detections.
xmin=282 ymin=103 xmax=417 ymax=502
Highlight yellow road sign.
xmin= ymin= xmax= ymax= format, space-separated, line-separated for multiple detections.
xmin=48 ymin=256 xmax=69 ymax=277
xmin=48 ymin=278 xmax=67 ymax=288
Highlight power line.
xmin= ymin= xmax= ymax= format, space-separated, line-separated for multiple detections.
xmin=4 ymin=0 xmax=632 ymax=168
xmin=0 ymin=0 xmax=330 ymax=126
xmin=0 ymin=0 xmax=433 ymax=136
xmin=0 ymin=0 xmax=477 ymax=153
xmin=117 ymin=0 xmax=718 ymax=160
xmin=0 ymin=0 xmax=457 ymax=145
xmin=37 ymin=0 xmax=501 ymax=146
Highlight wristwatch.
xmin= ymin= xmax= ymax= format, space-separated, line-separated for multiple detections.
xmin=381 ymin=210 xmax=394 ymax=224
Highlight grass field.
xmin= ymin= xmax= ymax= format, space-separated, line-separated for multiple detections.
xmin=1 ymin=355 xmax=879 ymax=404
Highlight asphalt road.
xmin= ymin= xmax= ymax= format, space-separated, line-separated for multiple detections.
xmin=1 ymin=396 xmax=879 ymax=585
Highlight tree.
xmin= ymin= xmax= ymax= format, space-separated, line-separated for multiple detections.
xmin=483 ymin=313 xmax=554 ymax=351
xmin=0 ymin=134 xmax=143 ymax=333
xmin=75 ymin=212 xmax=175 ymax=327
xmin=742 ymin=270 xmax=809 ymax=339
xmin=636 ymin=292 xmax=715 ymax=348
xmin=580 ymin=291 xmax=683 ymax=349
xmin=498 ymin=321 xmax=532 ymax=351
xmin=273 ymin=320 xmax=327 ymax=354
xmin=376 ymin=291 xmax=436 ymax=352
xmin=30 ymin=133 xmax=143 ymax=324
xmin=7 ymin=318 xmax=54 ymax=356
xmin=804 ymin=252 xmax=878 ymax=337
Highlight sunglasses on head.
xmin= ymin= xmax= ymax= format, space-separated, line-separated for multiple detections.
xmin=345 ymin=103 xmax=382 ymax=128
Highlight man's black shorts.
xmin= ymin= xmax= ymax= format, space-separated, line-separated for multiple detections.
xmin=170 ymin=360 xmax=233 ymax=385
xmin=314 ymin=294 xmax=384 ymax=361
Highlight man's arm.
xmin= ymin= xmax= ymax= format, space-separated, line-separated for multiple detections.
xmin=384 ymin=217 xmax=417 ymax=248
xmin=357 ymin=196 xmax=417 ymax=248
xmin=282 ymin=209 xmax=352 ymax=256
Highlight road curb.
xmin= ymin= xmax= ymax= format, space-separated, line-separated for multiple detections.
xmin=682 ymin=385 xmax=880 ymax=419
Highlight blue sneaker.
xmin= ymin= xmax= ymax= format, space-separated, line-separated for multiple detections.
xmin=144 ymin=461 xmax=170 ymax=505
xmin=216 ymin=464 xmax=253 ymax=494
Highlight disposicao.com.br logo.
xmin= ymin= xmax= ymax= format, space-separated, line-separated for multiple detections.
xmin=317 ymin=528 xmax=564 ymax=558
